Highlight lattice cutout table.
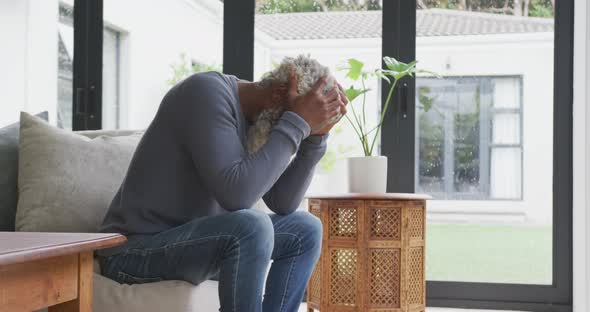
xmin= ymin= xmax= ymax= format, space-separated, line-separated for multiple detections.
xmin=306 ymin=193 xmax=430 ymax=312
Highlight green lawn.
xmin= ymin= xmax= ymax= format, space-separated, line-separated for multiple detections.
xmin=426 ymin=224 xmax=552 ymax=284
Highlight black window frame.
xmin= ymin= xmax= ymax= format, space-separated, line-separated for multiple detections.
xmin=76 ymin=0 xmax=573 ymax=310
xmin=72 ymin=0 xmax=103 ymax=131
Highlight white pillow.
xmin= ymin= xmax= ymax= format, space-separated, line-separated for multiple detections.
xmin=93 ymin=274 xmax=220 ymax=312
xmin=15 ymin=112 xmax=142 ymax=232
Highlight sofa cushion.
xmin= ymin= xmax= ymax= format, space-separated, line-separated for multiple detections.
xmin=15 ymin=112 xmax=142 ymax=232
xmin=0 ymin=111 xmax=48 ymax=232
xmin=93 ymin=274 xmax=220 ymax=312
xmin=35 ymin=274 xmax=220 ymax=312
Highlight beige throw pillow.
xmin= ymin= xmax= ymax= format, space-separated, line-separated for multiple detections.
xmin=15 ymin=112 xmax=142 ymax=232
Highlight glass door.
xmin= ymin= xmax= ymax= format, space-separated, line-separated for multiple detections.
xmin=381 ymin=0 xmax=572 ymax=310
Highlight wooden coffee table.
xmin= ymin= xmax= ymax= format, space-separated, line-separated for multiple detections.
xmin=0 ymin=232 xmax=126 ymax=312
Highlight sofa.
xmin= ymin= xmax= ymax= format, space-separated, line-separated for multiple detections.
xmin=0 ymin=112 xmax=220 ymax=312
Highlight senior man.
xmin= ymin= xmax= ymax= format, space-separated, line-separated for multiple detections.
xmin=98 ymin=55 xmax=348 ymax=312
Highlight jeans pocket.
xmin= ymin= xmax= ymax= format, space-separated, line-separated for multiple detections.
xmin=116 ymin=271 xmax=163 ymax=285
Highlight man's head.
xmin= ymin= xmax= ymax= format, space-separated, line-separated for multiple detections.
xmin=258 ymin=55 xmax=335 ymax=107
xmin=247 ymin=55 xmax=336 ymax=153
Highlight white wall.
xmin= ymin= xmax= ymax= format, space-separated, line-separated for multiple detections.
xmin=0 ymin=0 xmax=58 ymax=126
xmin=573 ymin=0 xmax=590 ymax=310
xmin=256 ymin=33 xmax=555 ymax=226
xmin=103 ymin=0 xmax=224 ymax=129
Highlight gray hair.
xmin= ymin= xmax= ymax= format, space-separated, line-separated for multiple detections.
xmin=247 ymin=55 xmax=338 ymax=154
xmin=258 ymin=54 xmax=335 ymax=95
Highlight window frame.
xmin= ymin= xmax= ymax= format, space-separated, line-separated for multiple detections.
xmin=223 ymin=0 xmax=255 ymax=81
xmin=72 ymin=0 xmax=103 ymax=131
xmin=488 ymin=75 xmax=524 ymax=201
xmin=64 ymin=1 xmax=121 ymax=130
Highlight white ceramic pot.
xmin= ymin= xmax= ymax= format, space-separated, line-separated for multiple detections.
xmin=347 ymin=156 xmax=388 ymax=193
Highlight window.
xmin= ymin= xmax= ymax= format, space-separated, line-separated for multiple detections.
xmin=58 ymin=4 xmax=74 ymax=129
xmin=102 ymin=27 xmax=121 ymax=129
xmin=416 ymin=76 xmax=523 ymax=200
xmin=408 ymin=5 xmax=555 ymax=287
xmin=379 ymin=1 xmax=571 ymax=308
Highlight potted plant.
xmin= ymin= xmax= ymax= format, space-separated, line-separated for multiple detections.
xmin=339 ymin=56 xmax=437 ymax=193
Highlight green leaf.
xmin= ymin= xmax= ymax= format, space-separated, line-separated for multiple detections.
xmin=345 ymin=86 xmax=371 ymax=102
xmin=338 ymin=58 xmax=364 ymax=81
xmin=383 ymin=56 xmax=400 ymax=71
xmin=374 ymin=70 xmax=391 ymax=84
xmin=380 ymin=69 xmax=410 ymax=81
xmin=382 ymin=57 xmax=422 ymax=79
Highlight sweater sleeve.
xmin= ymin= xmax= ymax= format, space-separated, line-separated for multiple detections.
xmin=171 ymin=74 xmax=311 ymax=211
xmin=263 ymin=134 xmax=328 ymax=215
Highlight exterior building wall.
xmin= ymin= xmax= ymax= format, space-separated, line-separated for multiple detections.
xmin=418 ymin=33 xmax=554 ymax=226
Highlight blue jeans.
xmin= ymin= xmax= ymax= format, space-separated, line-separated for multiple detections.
xmin=99 ymin=209 xmax=322 ymax=312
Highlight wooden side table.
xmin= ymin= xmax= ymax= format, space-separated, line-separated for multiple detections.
xmin=306 ymin=193 xmax=430 ymax=312
xmin=0 ymin=232 xmax=126 ymax=312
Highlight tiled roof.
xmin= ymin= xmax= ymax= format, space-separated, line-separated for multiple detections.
xmin=255 ymin=9 xmax=554 ymax=40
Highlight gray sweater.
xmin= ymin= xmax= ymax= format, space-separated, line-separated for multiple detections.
xmin=100 ymin=72 xmax=327 ymax=237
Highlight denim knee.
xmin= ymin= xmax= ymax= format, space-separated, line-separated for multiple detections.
xmin=230 ymin=209 xmax=274 ymax=257
xmin=290 ymin=211 xmax=323 ymax=258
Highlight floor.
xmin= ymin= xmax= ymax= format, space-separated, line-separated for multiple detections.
xmin=425 ymin=309 xmax=519 ymax=312
xmin=298 ymin=305 xmax=519 ymax=312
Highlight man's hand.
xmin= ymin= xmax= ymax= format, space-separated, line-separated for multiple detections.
xmin=285 ymin=72 xmax=345 ymax=133
xmin=312 ymin=82 xmax=349 ymax=136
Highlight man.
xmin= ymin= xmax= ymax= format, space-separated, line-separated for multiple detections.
xmin=98 ymin=55 xmax=348 ymax=312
